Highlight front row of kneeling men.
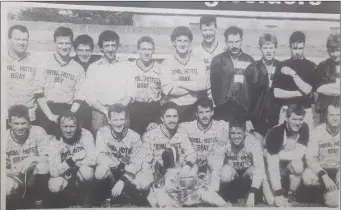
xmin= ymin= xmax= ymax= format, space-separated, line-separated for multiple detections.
xmin=6 ymin=98 xmax=340 ymax=207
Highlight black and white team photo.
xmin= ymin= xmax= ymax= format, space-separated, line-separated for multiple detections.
xmin=2 ymin=1 xmax=340 ymax=209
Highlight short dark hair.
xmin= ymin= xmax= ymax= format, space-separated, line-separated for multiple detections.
xmin=98 ymin=30 xmax=120 ymax=48
xmin=108 ymin=103 xmax=129 ymax=119
xmin=259 ymin=33 xmax=278 ymax=48
xmin=8 ymin=104 xmax=30 ymax=122
xmin=200 ymin=15 xmax=217 ymax=28
xmin=326 ymin=33 xmax=340 ymax=50
xmin=229 ymin=117 xmax=246 ymax=132
xmin=286 ymin=104 xmax=306 ymax=118
xmin=54 ymin=26 xmax=73 ymax=42
xmin=160 ymin=102 xmax=179 ymax=117
xmin=289 ymin=31 xmax=305 ymax=46
xmin=170 ymin=26 xmax=193 ymax=42
xmin=73 ymin=34 xmax=95 ymax=50
xmin=224 ymin=26 xmax=243 ymax=41
xmin=137 ymin=36 xmax=155 ymax=49
xmin=194 ymin=97 xmax=214 ymax=112
xmin=8 ymin=25 xmax=29 ymax=39
xmin=56 ymin=110 xmax=82 ymax=141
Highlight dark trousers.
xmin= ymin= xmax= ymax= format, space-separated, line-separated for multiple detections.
xmin=214 ymin=101 xmax=248 ymax=122
xmin=35 ymin=102 xmax=92 ymax=135
xmin=178 ymin=104 xmax=195 ymax=123
xmin=128 ymin=101 xmax=161 ymax=135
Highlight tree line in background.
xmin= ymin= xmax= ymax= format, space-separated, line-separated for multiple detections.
xmin=8 ymin=7 xmax=134 ymax=25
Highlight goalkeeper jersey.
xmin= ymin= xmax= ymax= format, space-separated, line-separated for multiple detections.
xmin=6 ymin=52 xmax=43 ymax=121
xmin=306 ymin=123 xmax=340 ymax=173
xmin=142 ymin=125 xmax=196 ymax=169
xmin=179 ymin=119 xmax=229 ymax=191
xmin=47 ymin=128 xmax=96 ymax=177
xmin=6 ymin=126 xmax=49 ymax=174
xmin=96 ymin=126 xmax=143 ymax=176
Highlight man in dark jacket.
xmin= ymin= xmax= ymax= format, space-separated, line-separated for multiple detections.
xmin=245 ymin=33 xmax=280 ymax=136
xmin=210 ymin=26 xmax=254 ymax=125
xmin=314 ymin=33 xmax=340 ymax=124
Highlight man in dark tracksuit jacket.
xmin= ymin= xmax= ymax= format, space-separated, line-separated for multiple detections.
xmin=314 ymin=33 xmax=340 ymax=124
xmin=210 ymin=26 xmax=254 ymax=122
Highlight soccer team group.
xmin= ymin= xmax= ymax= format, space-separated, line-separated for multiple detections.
xmin=6 ymin=15 xmax=340 ymax=208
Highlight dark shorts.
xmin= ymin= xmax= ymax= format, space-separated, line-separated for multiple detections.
xmin=178 ymin=104 xmax=195 ymax=123
xmin=128 ymin=101 xmax=161 ymax=135
xmin=214 ymin=102 xmax=248 ymax=122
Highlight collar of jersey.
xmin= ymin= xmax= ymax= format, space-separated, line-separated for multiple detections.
xmin=8 ymin=51 xmax=30 ymax=62
xmin=10 ymin=128 xmax=31 ymax=145
xmin=136 ymin=60 xmax=155 ymax=73
xmin=196 ymin=120 xmax=213 ymax=134
xmin=54 ymin=53 xmax=72 ymax=67
xmin=110 ymin=126 xmax=128 ymax=141
xmin=173 ymin=54 xmax=191 ymax=66
xmin=201 ymin=40 xmax=219 ymax=54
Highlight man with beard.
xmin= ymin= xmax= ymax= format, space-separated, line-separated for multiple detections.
xmin=272 ymin=31 xmax=316 ymax=130
xmin=210 ymin=26 xmax=255 ymax=129
xmin=192 ymin=15 xmax=225 ymax=103
xmin=265 ymin=104 xmax=309 ymax=207
xmin=245 ymin=33 xmax=281 ymax=137
xmin=94 ymin=104 xmax=148 ymax=206
xmin=179 ymin=97 xmax=229 ymax=192
xmin=6 ymin=105 xmax=49 ymax=208
xmin=35 ymin=26 xmax=87 ymax=136
xmin=159 ymin=26 xmax=207 ymax=122
xmin=128 ymin=36 xmax=162 ymax=135
xmin=83 ymin=30 xmax=134 ymax=134
xmin=303 ymin=103 xmax=340 ymax=207
xmin=217 ymin=118 xmax=266 ymax=207
xmin=73 ymin=34 xmax=101 ymax=72
xmin=46 ymin=111 xmax=96 ymax=207
xmin=315 ymin=33 xmax=340 ymax=124
xmin=6 ymin=25 xmax=52 ymax=126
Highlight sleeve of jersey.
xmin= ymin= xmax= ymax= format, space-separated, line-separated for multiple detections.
xmin=159 ymin=61 xmax=174 ymax=95
xmin=80 ymin=130 xmax=97 ymax=167
xmin=141 ymin=132 xmax=154 ymax=165
xmin=182 ymin=135 xmax=196 ymax=165
xmin=81 ymin=68 xmax=97 ymax=106
xmin=305 ymin=134 xmax=324 ymax=174
xmin=48 ymin=141 xmax=71 ymax=177
xmin=249 ymin=141 xmax=265 ymax=189
xmin=36 ymin=127 xmax=50 ymax=156
xmin=73 ymin=72 xmax=86 ymax=104
xmin=125 ymin=134 xmax=143 ymax=176
xmin=266 ymin=151 xmax=282 ymax=192
xmin=123 ymin=65 xmax=135 ymax=102
xmin=208 ymin=139 xmax=226 ymax=192
xmin=32 ymin=66 xmax=47 ymax=99
xmin=96 ymin=128 xmax=120 ymax=167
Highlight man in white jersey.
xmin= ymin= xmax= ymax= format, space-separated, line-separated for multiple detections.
xmin=303 ymin=103 xmax=340 ymax=207
xmin=128 ymin=36 xmax=162 ymax=135
xmin=217 ymin=118 xmax=266 ymax=207
xmin=160 ymin=26 xmax=207 ymax=122
xmin=265 ymin=104 xmax=309 ymax=207
xmin=82 ymin=30 xmax=134 ymax=134
xmin=192 ymin=15 xmax=225 ymax=103
xmin=35 ymin=26 xmax=87 ymax=136
xmin=6 ymin=25 xmax=52 ymax=125
xmin=6 ymin=105 xmax=50 ymax=208
xmin=93 ymin=104 xmax=148 ymax=206
xmin=46 ymin=111 xmax=96 ymax=208
xmin=179 ymin=97 xmax=228 ymax=192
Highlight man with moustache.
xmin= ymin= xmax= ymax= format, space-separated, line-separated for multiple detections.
xmin=94 ymin=104 xmax=148 ymax=206
xmin=315 ymin=33 xmax=340 ymax=124
xmin=210 ymin=26 xmax=255 ymax=129
xmin=179 ymin=97 xmax=229 ymax=193
xmin=160 ymin=26 xmax=207 ymax=122
xmin=192 ymin=15 xmax=225 ymax=103
xmin=245 ymin=33 xmax=281 ymax=137
xmin=303 ymin=103 xmax=340 ymax=207
xmin=272 ymin=31 xmax=316 ymax=130
xmin=6 ymin=25 xmax=52 ymax=126
xmin=83 ymin=30 xmax=134 ymax=134
xmin=265 ymin=104 xmax=310 ymax=207
xmin=35 ymin=26 xmax=87 ymax=136
xmin=217 ymin=118 xmax=266 ymax=207
xmin=73 ymin=34 xmax=101 ymax=72
xmin=6 ymin=105 xmax=50 ymax=208
xmin=46 ymin=111 xmax=96 ymax=208
xmin=128 ymin=36 xmax=162 ymax=135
